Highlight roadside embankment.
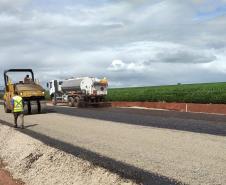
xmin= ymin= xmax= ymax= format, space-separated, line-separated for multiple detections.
xmin=0 ymin=124 xmax=137 ymax=185
xmin=111 ymin=101 xmax=226 ymax=115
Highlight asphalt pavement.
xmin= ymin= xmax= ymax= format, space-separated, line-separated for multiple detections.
xmin=53 ymin=106 xmax=226 ymax=136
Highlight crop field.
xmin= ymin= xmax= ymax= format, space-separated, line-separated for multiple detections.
xmin=107 ymin=82 xmax=226 ymax=104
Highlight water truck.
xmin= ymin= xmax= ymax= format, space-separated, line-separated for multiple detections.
xmin=47 ymin=77 xmax=108 ymax=107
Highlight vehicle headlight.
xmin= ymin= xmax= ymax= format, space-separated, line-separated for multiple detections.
xmin=42 ymin=91 xmax=45 ymax=95
xmin=20 ymin=92 xmax=23 ymax=96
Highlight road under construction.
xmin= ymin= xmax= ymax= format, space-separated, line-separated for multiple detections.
xmin=0 ymin=104 xmax=226 ymax=185
xmin=0 ymin=69 xmax=226 ymax=185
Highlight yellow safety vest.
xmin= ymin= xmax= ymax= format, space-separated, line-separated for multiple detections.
xmin=13 ymin=96 xmax=23 ymax=112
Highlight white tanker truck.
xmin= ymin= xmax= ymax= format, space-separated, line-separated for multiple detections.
xmin=47 ymin=77 xmax=108 ymax=107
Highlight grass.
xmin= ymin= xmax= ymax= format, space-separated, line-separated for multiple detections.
xmin=106 ymin=82 xmax=226 ymax=104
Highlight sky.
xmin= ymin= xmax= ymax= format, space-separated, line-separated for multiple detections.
xmin=0 ymin=0 xmax=226 ymax=88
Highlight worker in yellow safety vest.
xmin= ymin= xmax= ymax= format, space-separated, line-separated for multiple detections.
xmin=11 ymin=92 xmax=24 ymax=129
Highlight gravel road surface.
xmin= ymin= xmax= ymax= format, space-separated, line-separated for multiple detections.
xmin=0 ymin=105 xmax=226 ymax=185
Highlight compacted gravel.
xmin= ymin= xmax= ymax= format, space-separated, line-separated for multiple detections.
xmin=0 ymin=125 xmax=137 ymax=185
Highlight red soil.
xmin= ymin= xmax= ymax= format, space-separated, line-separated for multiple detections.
xmin=111 ymin=102 xmax=226 ymax=115
xmin=0 ymin=161 xmax=24 ymax=185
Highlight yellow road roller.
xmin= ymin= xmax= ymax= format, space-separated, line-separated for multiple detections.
xmin=3 ymin=69 xmax=45 ymax=114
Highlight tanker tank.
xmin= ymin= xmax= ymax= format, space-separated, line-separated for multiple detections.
xmin=61 ymin=78 xmax=83 ymax=92
xmin=47 ymin=77 xmax=108 ymax=107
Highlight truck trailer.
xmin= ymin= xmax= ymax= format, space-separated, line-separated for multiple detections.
xmin=47 ymin=77 xmax=108 ymax=107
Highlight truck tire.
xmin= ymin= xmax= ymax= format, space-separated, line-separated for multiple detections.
xmin=27 ymin=101 xmax=31 ymax=114
xmin=74 ymin=97 xmax=80 ymax=107
xmin=51 ymin=94 xmax=57 ymax=105
xmin=4 ymin=103 xmax=11 ymax=113
xmin=37 ymin=100 xmax=41 ymax=114
xmin=68 ymin=97 xmax=75 ymax=107
xmin=101 ymin=97 xmax=105 ymax=102
xmin=52 ymin=97 xmax=57 ymax=105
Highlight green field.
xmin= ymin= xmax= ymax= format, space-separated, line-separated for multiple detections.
xmin=106 ymin=82 xmax=226 ymax=104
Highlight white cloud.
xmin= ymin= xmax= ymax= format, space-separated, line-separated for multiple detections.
xmin=0 ymin=0 xmax=226 ymax=87
xmin=201 ymin=49 xmax=226 ymax=74
xmin=108 ymin=41 xmax=215 ymax=69
xmin=108 ymin=60 xmax=125 ymax=71
xmin=0 ymin=0 xmax=30 ymax=13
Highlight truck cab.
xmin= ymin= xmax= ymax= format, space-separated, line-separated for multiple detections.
xmin=47 ymin=80 xmax=62 ymax=99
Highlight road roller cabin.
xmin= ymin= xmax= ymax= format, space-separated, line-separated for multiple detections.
xmin=3 ymin=69 xmax=45 ymax=114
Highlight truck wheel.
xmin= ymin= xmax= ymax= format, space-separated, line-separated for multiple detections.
xmin=27 ymin=101 xmax=31 ymax=114
xmin=37 ymin=100 xmax=41 ymax=114
xmin=52 ymin=97 xmax=57 ymax=105
xmin=74 ymin=97 xmax=80 ymax=107
xmin=4 ymin=103 xmax=11 ymax=113
xmin=101 ymin=97 xmax=106 ymax=102
xmin=51 ymin=94 xmax=57 ymax=105
xmin=68 ymin=97 xmax=75 ymax=107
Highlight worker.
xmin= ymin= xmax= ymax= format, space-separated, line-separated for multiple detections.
xmin=24 ymin=75 xmax=31 ymax=84
xmin=11 ymin=92 xmax=24 ymax=129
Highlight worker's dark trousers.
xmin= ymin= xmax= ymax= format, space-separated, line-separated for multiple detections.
xmin=13 ymin=112 xmax=24 ymax=128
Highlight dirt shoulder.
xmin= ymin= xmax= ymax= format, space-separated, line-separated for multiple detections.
xmin=111 ymin=101 xmax=226 ymax=115
xmin=0 ymin=160 xmax=24 ymax=185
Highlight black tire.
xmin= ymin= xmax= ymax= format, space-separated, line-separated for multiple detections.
xmin=101 ymin=97 xmax=106 ymax=102
xmin=4 ymin=103 xmax=11 ymax=113
xmin=68 ymin=97 xmax=75 ymax=107
xmin=79 ymin=101 xmax=87 ymax=108
xmin=51 ymin=94 xmax=57 ymax=105
xmin=37 ymin=100 xmax=41 ymax=114
xmin=74 ymin=97 xmax=80 ymax=107
xmin=27 ymin=101 xmax=31 ymax=114
xmin=52 ymin=97 xmax=57 ymax=105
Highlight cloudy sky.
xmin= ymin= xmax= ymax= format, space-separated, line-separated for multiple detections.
xmin=0 ymin=0 xmax=226 ymax=88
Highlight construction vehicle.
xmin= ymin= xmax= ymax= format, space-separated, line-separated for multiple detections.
xmin=3 ymin=69 xmax=45 ymax=114
xmin=47 ymin=77 xmax=108 ymax=107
